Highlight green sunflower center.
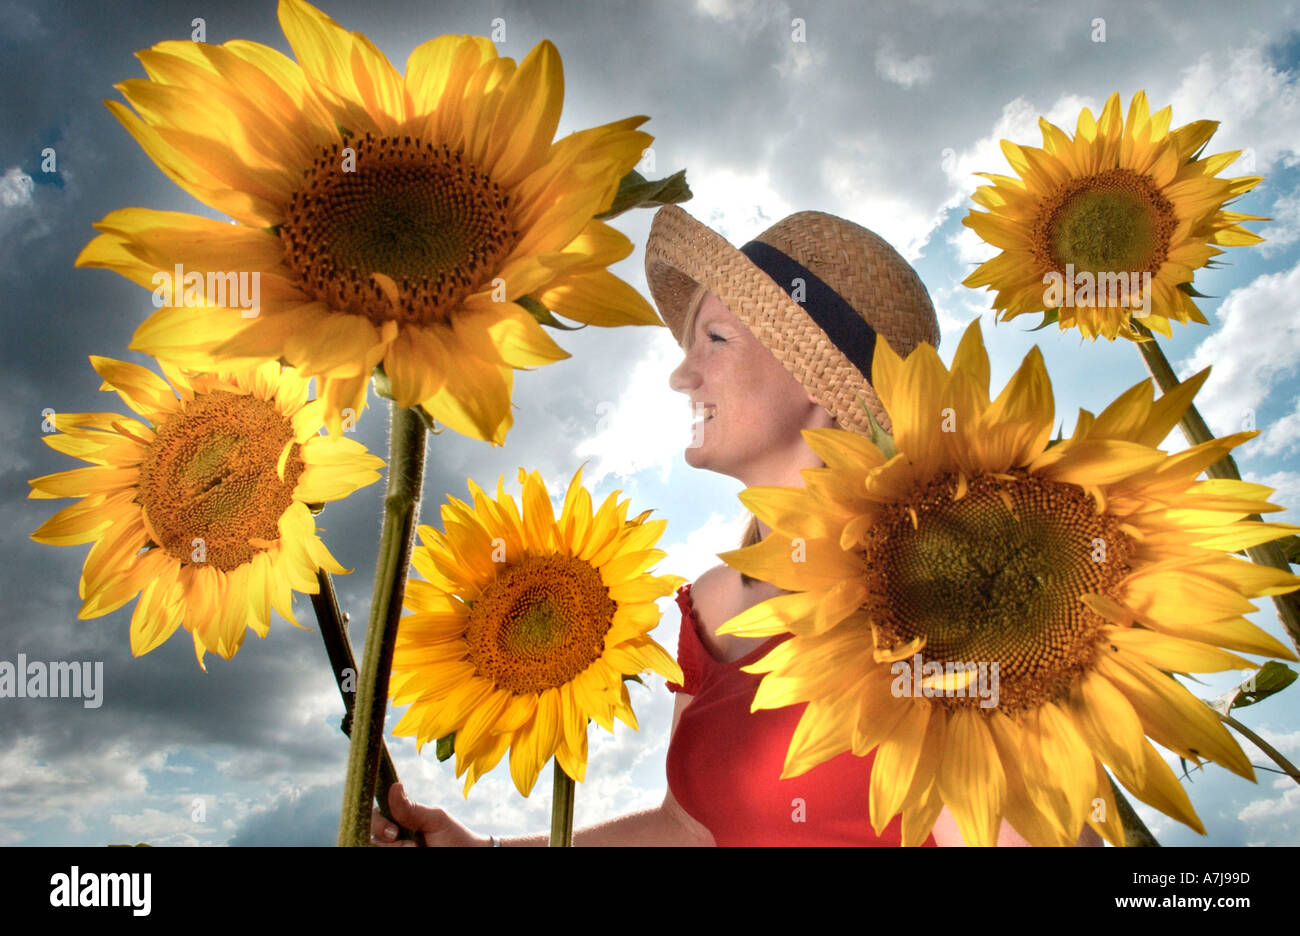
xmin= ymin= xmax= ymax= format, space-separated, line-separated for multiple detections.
xmin=863 ymin=470 xmax=1134 ymax=714
xmin=1035 ymin=167 xmax=1176 ymax=280
xmin=280 ymin=133 xmax=518 ymax=329
xmin=465 ymin=554 xmax=616 ymax=695
xmin=137 ymin=391 xmax=303 ymax=572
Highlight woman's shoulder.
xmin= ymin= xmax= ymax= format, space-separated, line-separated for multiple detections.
xmin=688 ymin=564 xmax=779 ymax=663
xmin=689 ymin=564 xmax=740 ymax=619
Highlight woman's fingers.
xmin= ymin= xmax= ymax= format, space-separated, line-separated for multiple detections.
xmin=369 ymin=784 xmax=487 ymax=846
xmin=387 ymin=782 xmax=447 ymax=833
xmin=370 ymin=806 xmax=400 ymax=842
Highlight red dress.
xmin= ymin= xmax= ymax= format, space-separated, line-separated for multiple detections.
xmin=665 ymin=583 xmax=937 ymax=846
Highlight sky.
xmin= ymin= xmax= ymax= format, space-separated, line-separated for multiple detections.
xmin=2 ymin=0 xmax=1299 ymax=848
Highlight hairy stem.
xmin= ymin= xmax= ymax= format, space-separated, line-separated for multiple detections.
xmin=338 ymin=403 xmax=427 ymax=847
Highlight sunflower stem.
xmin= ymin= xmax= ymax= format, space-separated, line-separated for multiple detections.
xmin=1107 ymin=773 xmax=1160 ymax=846
xmin=549 ymin=760 xmax=575 ymax=847
xmin=338 ymin=402 xmax=427 ymax=847
xmin=1130 ymin=321 xmax=1300 ymax=656
xmin=310 ymin=569 xmax=423 ymax=845
xmin=1218 ymin=710 xmax=1300 ymax=785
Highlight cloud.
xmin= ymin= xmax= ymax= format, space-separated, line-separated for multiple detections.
xmin=941 ymin=93 xmax=1099 ymax=211
xmin=1254 ymin=396 xmax=1300 ymax=458
xmin=1168 ymin=43 xmax=1300 ymax=175
xmin=821 ymin=145 xmax=944 ymax=260
xmin=663 ymin=158 xmax=796 ymax=246
xmin=875 ymin=39 xmax=933 ymax=89
xmin=573 ymin=331 xmax=692 ymax=486
xmin=1179 ymin=259 xmax=1300 ymax=437
xmin=1238 ymin=786 xmax=1300 ymax=826
xmin=1240 ymin=468 xmax=1300 ymax=526
xmin=0 ymin=168 xmax=34 ymax=208
xmin=659 ymin=508 xmax=751 ymax=585
xmin=1258 ymin=185 xmax=1300 ymax=258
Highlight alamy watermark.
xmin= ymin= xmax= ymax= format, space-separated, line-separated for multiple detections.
xmin=890 ymin=653 xmax=999 ymax=709
xmin=152 ymin=263 xmax=260 ymax=317
xmin=0 ymin=653 xmax=103 ymax=709
xmin=1042 ymin=263 xmax=1152 ymax=318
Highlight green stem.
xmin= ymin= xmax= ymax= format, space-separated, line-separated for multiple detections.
xmin=337 ymin=403 xmax=427 ymax=847
xmin=1107 ymin=772 xmax=1160 ymax=847
xmin=549 ymin=760 xmax=575 ymax=847
xmin=1131 ymin=321 xmax=1300 ymax=656
xmin=1218 ymin=710 xmax=1300 ymax=785
xmin=310 ymin=569 xmax=423 ymax=845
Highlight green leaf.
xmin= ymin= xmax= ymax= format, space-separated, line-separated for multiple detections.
xmin=1231 ymin=661 xmax=1297 ymax=709
xmin=436 ymin=732 xmax=456 ymax=762
xmin=1177 ymin=281 xmax=1215 ymax=299
xmin=371 ymin=363 xmax=395 ymax=401
xmin=516 ymin=295 xmax=585 ymax=331
xmin=622 ymin=673 xmax=645 ymax=688
xmin=1207 ymin=661 xmax=1298 ymax=715
xmin=857 ymin=394 xmax=897 ymax=459
xmin=594 ymin=169 xmax=693 ymax=220
xmin=1028 ymin=308 xmax=1060 ymax=332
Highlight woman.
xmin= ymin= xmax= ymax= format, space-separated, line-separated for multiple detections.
xmin=372 ymin=206 xmax=1100 ymax=846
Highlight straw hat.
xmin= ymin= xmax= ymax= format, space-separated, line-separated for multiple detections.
xmin=644 ymin=205 xmax=940 ymax=436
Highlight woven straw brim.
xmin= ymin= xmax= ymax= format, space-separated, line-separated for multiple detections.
xmin=644 ymin=205 xmax=940 ymax=437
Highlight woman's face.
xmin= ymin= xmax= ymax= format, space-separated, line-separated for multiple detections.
xmin=668 ymin=292 xmax=833 ymax=486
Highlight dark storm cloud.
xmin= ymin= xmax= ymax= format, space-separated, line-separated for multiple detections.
xmin=3 ymin=0 xmax=1299 ymax=847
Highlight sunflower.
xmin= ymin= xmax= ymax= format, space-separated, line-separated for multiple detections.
xmin=716 ymin=318 xmax=1300 ymax=846
xmin=962 ymin=90 xmax=1266 ymax=341
xmin=389 ymin=466 xmax=683 ymax=797
xmin=30 ymin=356 xmax=384 ymax=669
xmin=75 ymin=0 xmax=662 ymax=444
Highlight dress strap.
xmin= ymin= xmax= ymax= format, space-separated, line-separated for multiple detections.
xmin=666 ymin=583 xmax=707 ymax=694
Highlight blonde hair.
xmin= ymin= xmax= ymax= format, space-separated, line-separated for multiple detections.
xmin=678 ymin=282 xmax=838 ymax=586
xmin=680 ymin=283 xmax=709 ymax=351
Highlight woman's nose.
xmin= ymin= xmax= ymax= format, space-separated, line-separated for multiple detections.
xmin=668 ymin=351 xmax=698 ymax=394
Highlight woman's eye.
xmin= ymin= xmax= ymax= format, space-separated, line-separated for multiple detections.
xmin=708 ymin=331 xmax=725 ymax=343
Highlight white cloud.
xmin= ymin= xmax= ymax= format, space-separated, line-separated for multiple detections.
xmin=1168 ymin=43 xmax=1300 ymax=175
xmin=1238 ymin=785 xmax=1300 ymax=822
xmin=1240 ymin=468 xmax=1300 ymax=526
xmin=659 ymin=508 xmax=751 ymax=585
xmin=667 ymin=159 xmax=797 ymax=246
xmin=108 ymin=803 xmax=217 ymax=846
xmin=874 ymin=39 xmax=933 ymax=89
xmin=821 ymin=144 xmax=945 ymax=260
xmin=773 ymin=38 xmax=826 ymax=79
xmin=1259 ymin=186 xmax=1300 ymax=258
xmin=941 ymin=93 xmax=1098 ymax=210
xmin=1254 ymin=395 xmax=1300 ymax=457
xmin=1179 ymin=260 xmax=1300 ymax=437
xmin=0 ymin=167 xmax=33 ymax=207
xmin=573 ymin=331 xmax=696 ymax=486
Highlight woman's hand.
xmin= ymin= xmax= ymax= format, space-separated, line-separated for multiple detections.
xmin=369 ymin=782 xmax=492 ymax=847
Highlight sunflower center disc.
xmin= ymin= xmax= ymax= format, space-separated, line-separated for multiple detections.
xmin=1034 ymin=168 xmax=1176 ymax=280
xmin=863 ymin=470 xmax=1135 ymax=714
xmin=281 ymin=133 xmax=518 ymax=328
xmin=466 ymin=554 xmax=616 ymax=695
xmin=137 ymin=391 xmax=304 ymax=572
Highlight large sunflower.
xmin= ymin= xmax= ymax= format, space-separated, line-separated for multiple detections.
xmin=962 ymin=90 xmax=1265 ymax=341
xmin=717 ymin=319 xmax=1300 ymax=846
xmin=30 ymin=357 xmax=384 ymax=669
xmin=76 ymin=0 xmax=661 ymax=443
xmin=389 ymin=467 xmax=683 ymax=796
